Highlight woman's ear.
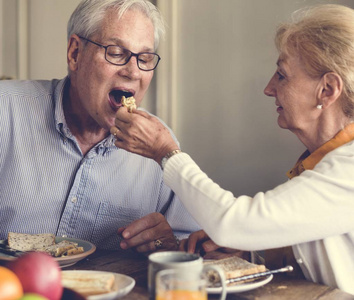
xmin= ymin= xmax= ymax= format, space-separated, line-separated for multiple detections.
xmin=318 ymin=72 xmax=343 ymax=108
xmin=67 ymin=34 xmax=81 ymax=71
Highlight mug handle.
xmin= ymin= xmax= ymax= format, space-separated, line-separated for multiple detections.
xmin=202 ymin=264 xmax=227 ymax=300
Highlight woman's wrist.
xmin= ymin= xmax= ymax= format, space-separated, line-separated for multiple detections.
xmin=160 ymin=149 xmax=182 ymax=169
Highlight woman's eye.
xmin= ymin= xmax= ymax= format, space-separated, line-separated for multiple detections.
xmin=277 ymin=72 xmax=285 ymax=80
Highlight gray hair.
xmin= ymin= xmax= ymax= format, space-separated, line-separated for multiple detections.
xmin=67 ymin=0 xmax=165 ymax=50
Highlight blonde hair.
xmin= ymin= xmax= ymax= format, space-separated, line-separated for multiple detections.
xmin=275 ymin=4 xmax=354 ymax=117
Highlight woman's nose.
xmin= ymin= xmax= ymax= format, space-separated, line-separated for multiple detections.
xmin=264 ymin=77 xmax=276 ymax=97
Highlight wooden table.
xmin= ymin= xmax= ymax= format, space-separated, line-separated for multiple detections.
xmin=64 ymin=249 xmax=354 ymax=300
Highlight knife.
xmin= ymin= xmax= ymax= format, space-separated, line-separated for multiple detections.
xmin=226 ymin=265 xmax=294 ymax=284
xmin=0 ymin=243 xmax=25 ymax=257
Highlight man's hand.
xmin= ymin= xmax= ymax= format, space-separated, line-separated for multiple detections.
xmin=118 ymin=212 xmax=179 ymax=255
xmin=179 ymin=230 xmax=249 ymax=260
xmin=110 ymin=108 xmax=179 ymax=165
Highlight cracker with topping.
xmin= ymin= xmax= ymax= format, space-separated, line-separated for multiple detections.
xmin=121 ymin=96 xmax=137 ymax=112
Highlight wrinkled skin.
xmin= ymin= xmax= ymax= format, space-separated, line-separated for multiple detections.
xmin=118 ymin=212 xmax=179 ymax=255
xmin=111 ymin=108 xmax=179 ymax=165
xmin=178 ymin=229 xmax=249 ymax=260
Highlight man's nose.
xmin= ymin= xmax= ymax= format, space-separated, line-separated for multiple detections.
xmin=119 ymin=56 xmax=142 ymax=79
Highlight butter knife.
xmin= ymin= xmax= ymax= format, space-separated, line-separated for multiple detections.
xmin=226 ymin=265 xmax=294 ymax=284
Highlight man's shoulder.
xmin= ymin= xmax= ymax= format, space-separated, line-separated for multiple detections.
xmin=0 ymin=78 xmax=62 ymax=98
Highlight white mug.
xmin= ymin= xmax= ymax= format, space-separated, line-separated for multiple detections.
xmin=148 ymin=251 xmax=226 ymax=300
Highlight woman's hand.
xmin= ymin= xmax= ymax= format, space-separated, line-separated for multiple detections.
xmin=180 ymin=230 xmax=249 ymax=260
xmin=110 ymin=107 xmax=179 ymax=165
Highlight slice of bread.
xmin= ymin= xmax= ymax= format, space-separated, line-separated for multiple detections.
xmin=8 ymin=232 xmax=55 ymax=252
xmin=204 ymin=255 xmax=266 ymax=283
xmin=62 ymin=271 xmax=116 ymax=296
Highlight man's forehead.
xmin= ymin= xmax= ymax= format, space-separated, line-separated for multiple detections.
xmin=100 ymin=9 xmax=155 ymax=50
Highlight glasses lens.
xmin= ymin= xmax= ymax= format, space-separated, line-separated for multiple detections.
xmin=105 ymin=45 xmax=160 ymax=71
xmin=106 ymin=45 xmax=129 ymax=65
xmin=137 ymin=53 xmax=160 ymax=71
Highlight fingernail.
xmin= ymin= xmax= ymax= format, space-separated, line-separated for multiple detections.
xmin=120 ymin=241 xmax=127 ymax=249
xmin=123 ymin=231 xmax=130 ymax=238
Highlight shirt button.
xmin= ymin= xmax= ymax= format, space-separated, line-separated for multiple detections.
xmin=62 ymin=234 xmax=67 ymax=238
xmin=71 ymin=197 xmax=77 ymax=203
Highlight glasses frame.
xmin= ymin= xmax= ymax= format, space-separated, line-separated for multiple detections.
xmin=78 ymin=35 xmax=161 ymax=71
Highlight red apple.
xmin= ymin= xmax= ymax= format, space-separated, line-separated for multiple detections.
xmin=7 ymin=252 xmax=63 ymax=300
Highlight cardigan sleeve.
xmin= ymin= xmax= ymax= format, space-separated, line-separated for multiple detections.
xmin=163 ymin=150 xmax=354 ymax=250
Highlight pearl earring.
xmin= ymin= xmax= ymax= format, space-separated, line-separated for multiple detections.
xmin=316 ymin=104 xmax=323 ymax=109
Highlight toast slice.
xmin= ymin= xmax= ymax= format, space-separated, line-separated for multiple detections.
xmin=62 ymin=271 xmax=116 ymax=296
xmin=204 ymin=255 xmax=266 ymax=284
xmin=7 ymin=232 xmax=55 ymax=252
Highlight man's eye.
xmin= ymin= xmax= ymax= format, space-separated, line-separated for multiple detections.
xmin=107 ymin=46 xmax=125 ymax=56
xmin=109 ymin=53 xmax=124 ymax=58
xmin=139 ymin=54 xmax=154 ymax=63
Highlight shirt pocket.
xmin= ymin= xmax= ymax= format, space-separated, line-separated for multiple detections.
xmin=90 ymin=201 xmax=144 ymax=249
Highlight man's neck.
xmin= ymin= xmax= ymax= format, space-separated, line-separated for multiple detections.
xmin=63 ymin=83 xmax=109 ymax=156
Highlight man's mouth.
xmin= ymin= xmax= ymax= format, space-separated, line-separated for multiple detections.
xmin=108 ymin=90 xmax=134 ymax=111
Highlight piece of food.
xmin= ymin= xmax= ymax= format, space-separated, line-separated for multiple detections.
xmin=7 ymin=233 xmax=84 ymax=257
xmin=121 ymin=95 xmax=137 ymax=112
xmin=8 ymin=233 xmax=55 ymax=252
xmin=204 ymin=255 xmax=266 ymax=285
xmin=61 ymin=271 xmax=115 ymax=296
xmin=43 ymin=240 xmax=84 ymax=257
xmin=7 ymin=252 xmax=63 ymax=300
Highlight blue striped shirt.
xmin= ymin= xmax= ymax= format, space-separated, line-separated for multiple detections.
xmin=0 ymin=77 xmax=200 ymax=249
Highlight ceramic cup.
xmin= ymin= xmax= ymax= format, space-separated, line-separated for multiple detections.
xmin=148 ymin=251 xmax=226 ymax=300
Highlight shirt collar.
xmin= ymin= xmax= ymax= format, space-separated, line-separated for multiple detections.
xmin=287 ymin=123 xmax=354 ymax=179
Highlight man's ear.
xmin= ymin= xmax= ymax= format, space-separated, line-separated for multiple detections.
xmin=67 ymin=34 xmax=81 ymax=71
xmin=318 ymin=72 xmax=343 ymax=108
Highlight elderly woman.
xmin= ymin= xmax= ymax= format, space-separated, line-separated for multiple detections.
xmin=111 ymin=4 xmax=354 ymax=294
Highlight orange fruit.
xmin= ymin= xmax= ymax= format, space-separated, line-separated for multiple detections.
xmin=0 ymin=266 xmax=24 ymax=300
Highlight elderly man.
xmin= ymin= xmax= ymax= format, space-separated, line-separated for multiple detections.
xmin=0 ymin=0 xmax=199 ymax=254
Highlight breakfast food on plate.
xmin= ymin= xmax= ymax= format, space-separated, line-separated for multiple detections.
xmin=204 ymin=255 xmax=266 ymax=285
xmin=121 ymin=95 xmax=137 ymax=112
xmin=8 ymin=232 xmax=55 ymax=252
xmin=61 ymin=271 xmax=116 ymax=296
xmin=7 ymin=232 xmax=84 ymax=257
xmin=43 ymin=240 xmax=84 ymax=257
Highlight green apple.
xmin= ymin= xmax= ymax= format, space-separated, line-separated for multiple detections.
xmin=20 ymin=293 xmax=49 ymax=300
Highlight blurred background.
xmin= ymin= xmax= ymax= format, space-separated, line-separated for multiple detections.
xmin=1 ymin=0 xmax=354 ymax=197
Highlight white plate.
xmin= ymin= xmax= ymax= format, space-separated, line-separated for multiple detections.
xmin=62 ymin=270 xmax=135 ymax=300
xmin=0 ymin=237 xmax=96 ymax=268
xmin=207 ymin=274 xmax=273 ymax=294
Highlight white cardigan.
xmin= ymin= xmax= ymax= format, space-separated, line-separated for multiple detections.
xmin=164 ymin=142 xmax=354 ymax=295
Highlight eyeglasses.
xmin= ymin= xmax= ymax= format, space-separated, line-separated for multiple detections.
xmin=78 ymin=36 xmax=161 ymax=71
